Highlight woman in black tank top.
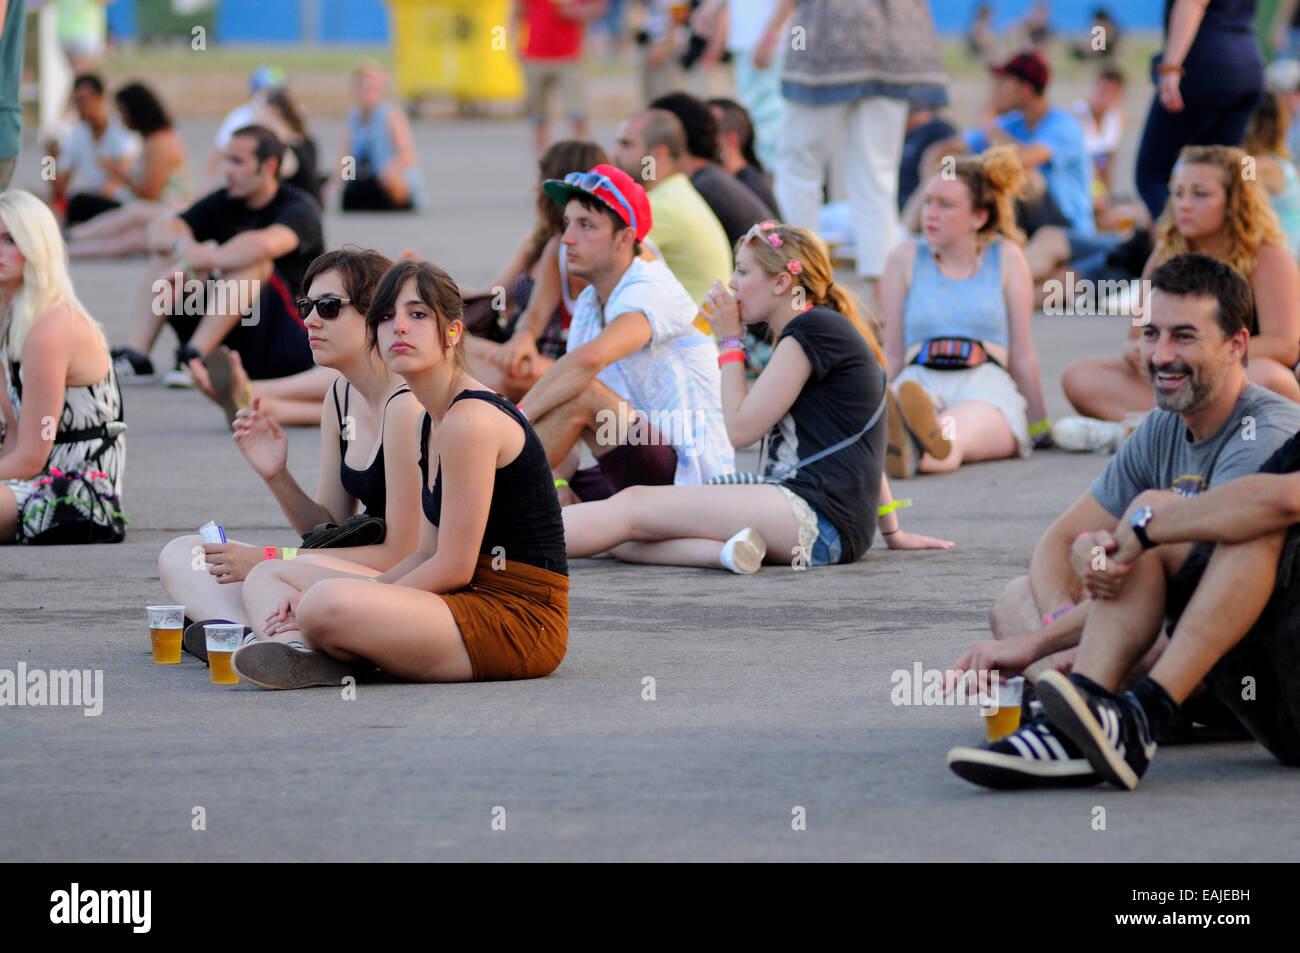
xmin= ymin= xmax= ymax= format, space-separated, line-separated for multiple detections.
xmin=233 ymin=259 xmax=568 ymax=691
xmin=157 ymin=249 xmax=425 ymax=647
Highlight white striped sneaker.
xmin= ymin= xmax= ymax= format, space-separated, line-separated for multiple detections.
xmin=1051 ymin=416 xmax=1132 ymax=453
xmin=948 ymin=714 xmax=1101 ymax=789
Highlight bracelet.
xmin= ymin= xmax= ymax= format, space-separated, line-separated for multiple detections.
xmin=718 ymin=349 xmax=745 ymax=368
xmin=1042 ymin=604 xmax=1074 ymax=627
xmin=1028 ymin=418 xmax=1052 ymax=439
xmin=881 ymin=528 xmax=900 ymax=536
xmin=716 ymin=335 xmax=745 ymax=351
xmin=263 ymin=546 xmax=278 ymax=561
xmin=1155 ymin=63 xmax=1183 ymax=75
xmin=281 ymin=547 xmax=298 ymax=561
xmin=878 ymin=498 xmax=912 ymax=517
xmin=554 ymin=478 xmax=569 ymax=489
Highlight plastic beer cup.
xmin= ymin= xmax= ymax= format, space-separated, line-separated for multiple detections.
xmin=205 ymin=624 xmax=244 ymax=685
xmin=147 ymin=605 xmax=185 ymax=664
xmin=982 ymin=676 xmax=1025 ymax=741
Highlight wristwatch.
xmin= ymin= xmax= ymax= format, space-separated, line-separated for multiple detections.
xmin=1129 ymin=506 xmax=1157 ymax=549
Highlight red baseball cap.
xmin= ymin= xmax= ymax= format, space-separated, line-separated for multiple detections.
xmin=542 ymin=163 xmax=653 ymax=242
xmin=992 ymin=50 xmax=1050 ymax=95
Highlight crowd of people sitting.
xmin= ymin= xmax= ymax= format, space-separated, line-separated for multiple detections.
xmin=3 ymin=2 xmax=1299 ymax=795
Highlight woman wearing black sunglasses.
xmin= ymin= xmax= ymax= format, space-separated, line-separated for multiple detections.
xmin=155 ymin=247 xmax=426 ymax=659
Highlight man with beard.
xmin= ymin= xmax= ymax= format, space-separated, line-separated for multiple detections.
xmin=945 ymin=254 xmax=1300 ymax=788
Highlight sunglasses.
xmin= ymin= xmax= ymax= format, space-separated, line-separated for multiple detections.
xmin=564 ymin=170 xmax=638 ymax=234
xmin=296 ymin=295 xmax=352 ymax=320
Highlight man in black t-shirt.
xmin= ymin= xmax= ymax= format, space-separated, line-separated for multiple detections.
xmin=112 ymin=125 xmax=325 ymax=385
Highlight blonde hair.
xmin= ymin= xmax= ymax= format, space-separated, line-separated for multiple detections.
xmin=737 ymin=222 xmax=886 ymax=367
xmin=1153 ymin=144 xmax=1285 ymax=278
xmin=950 ymin=145 xmax=1026 ymax=245
xmin=0 ymin=189 xmax=103 ymax=359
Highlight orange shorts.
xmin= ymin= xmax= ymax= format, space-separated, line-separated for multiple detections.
xmin=443 ymin=554 xmax=569 ymax=681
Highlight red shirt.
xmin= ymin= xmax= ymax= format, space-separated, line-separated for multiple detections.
xmin=522 ymin=0 xmax=585 ymax=60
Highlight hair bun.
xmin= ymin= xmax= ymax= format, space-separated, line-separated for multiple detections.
xmin=977 ymin=144 xmax=1025 ymax=197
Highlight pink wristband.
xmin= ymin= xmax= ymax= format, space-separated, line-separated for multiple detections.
xmin=1042 ymin=605 xmax=1074 ymax=627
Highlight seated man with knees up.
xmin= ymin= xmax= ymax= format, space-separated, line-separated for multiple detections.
xmin=946 ymin=254 xmax=1300 ymax=788
xmin=519 ymin=163 xmax=733 ymax=500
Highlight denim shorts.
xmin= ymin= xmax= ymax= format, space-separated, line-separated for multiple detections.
xmin=810 ymin=505 xmax=842 ymax=566
xmin=777 ymin=485 xmax=844 ymax=566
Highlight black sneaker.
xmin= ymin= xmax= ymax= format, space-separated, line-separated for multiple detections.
xmin=182 ymin=619 xmax=253 ymax=664
xmin=111 ymin=347 xmax=154 ymax=383
xmin=947 ymin=714 xmax=1101 ymax=789
xmin=230 ymin=641 xmax=365 ymax=690
xmin=1036 ymin=670 xmax=1157 ymax=791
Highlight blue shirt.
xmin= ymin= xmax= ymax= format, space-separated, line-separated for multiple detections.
xmin=966 ymin=107 xmax=1094 ymax=236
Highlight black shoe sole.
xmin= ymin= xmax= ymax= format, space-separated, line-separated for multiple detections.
xmin=947 ymin=746 xmax=1101 ymax=789
xmin=182 ymin=621 xmax=211 ymax=663
xmin=203 ymin=346 xmax=241 ymax=428
xmin=230 ymin=641 xmax=362 ymax=690
xmin=1036 ymin=671 xmax=1141 ymax=791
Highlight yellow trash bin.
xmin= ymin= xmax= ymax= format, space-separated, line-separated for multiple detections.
xmin=389 ymin=0 xmax=525 ymax=106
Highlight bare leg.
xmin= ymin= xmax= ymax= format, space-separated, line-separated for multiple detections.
xmin=248 ymin=364 xmax=339 ymax=402
xmin=67 ymin=202 xmax=164 ymax=241
xmin=1062 ymin=356 xmax=1155 ymax=421
xmin=918 ymin=400 xmax=1017 ymax=472
xmin=0 ymin=484 xmax=16 ymax=543
xmin=157 ymin=534 xmax=252 ymax=626
xmin=188 ymin=261 xmax=273 ymax=357
xmin=530 ymin=378 xmax=630 ymax=467
xmin=1023 ymin=225 xmax=1070 ymax=282
xmin=242 ymin=554 xmax=380 ymax=642
xmin=66 ymin=227 xmax=150 ymax=258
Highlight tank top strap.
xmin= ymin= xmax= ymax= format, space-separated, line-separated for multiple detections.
xmin=449 ymin=388 xmax=526 ymax=427
xmin=376 ymin=385 xmax=411 ymax=443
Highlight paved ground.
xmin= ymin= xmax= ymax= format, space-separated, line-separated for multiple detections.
xmin=3 ymin=113 xmax=1298 ymax=863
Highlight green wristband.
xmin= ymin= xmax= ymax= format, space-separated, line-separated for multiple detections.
xmin=554 ymin=478 xmax=569 ymax=489
xmin=878 ymin=498 xmax=913 ymax=517
xmin=1028 ymin=418 xmax=1052 ymax=438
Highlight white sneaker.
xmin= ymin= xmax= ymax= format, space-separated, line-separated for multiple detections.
xmin=720 ymin=527 xmax=767 ymax=574
xmin=162 ymin=365 xmax=194 ymax=388
xmin=1051 ymin=416 xmax=1131 ymax=453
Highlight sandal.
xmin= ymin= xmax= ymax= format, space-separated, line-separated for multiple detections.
xmin=203 ymin=346 xmax=251 ymax=429
xmin=886 ymin=387 xmax=920 ymax=479
xmin=897 ymin=380 xmax=953 ymax=461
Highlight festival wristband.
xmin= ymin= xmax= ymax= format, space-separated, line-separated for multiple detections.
xmin=1028 ymin=418 xmax=1052 ymax=439
xmin=554 ymin=478 xmax=569 ymax=489
xmin=716 ymin=335 xmax=745 ymax=351
xmin=878 ymin=499 xmax=913 ymax=517
xmin=718 ymin=349 xmax=745 ymax=368
xmin=263 ymin=546 xmax=278 ymax=561
xmin=1042 ymin=604 xmax=1074 ymax=627
xmin=1155 ymin=63 xmax=1183 ymax=75
xmin=281 ymin=547 xmax=298 ymax=561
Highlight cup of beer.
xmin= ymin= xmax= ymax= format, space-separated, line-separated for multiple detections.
xmin=981 ymin=676 xmax=1025 ymax=742
xmin=204 ymin=624 xmax=244 ymax=685
xmin=146 ymin=605 xmax=185 ymax=664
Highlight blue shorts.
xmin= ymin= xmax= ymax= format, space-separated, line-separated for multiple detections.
xmin=810 ymin=504 xmax=843 ymax=566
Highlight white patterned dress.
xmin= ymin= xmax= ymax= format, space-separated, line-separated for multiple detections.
xmin=2 ymin=352 xmax=126 ymax=521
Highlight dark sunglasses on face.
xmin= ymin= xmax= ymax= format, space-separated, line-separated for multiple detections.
xmin=296 ymin=295 xmax=352 ymax=320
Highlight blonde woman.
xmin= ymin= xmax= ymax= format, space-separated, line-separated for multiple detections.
xmin=878 ymin=146 xmax=1047 ymax=478
xmin=1061 ymin=144 xmax=1300 ymax=442
xmin=0 ymin=190 xmax=123 ymax=542
xmin=561 ymin=222 xmax=952 ymax=573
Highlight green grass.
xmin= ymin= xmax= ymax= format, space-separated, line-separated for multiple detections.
xmin=103 ymin=42 xmax=392 ymax=77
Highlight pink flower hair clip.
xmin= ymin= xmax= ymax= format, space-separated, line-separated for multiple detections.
xmin=767 ymin=233 xmax=783 ymax=248
xmin=786 ymin=259 xmax=804 ymax=275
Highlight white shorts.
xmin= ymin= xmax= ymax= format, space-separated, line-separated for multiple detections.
xmin=894 ymin=362 xmax=1032 ymax=458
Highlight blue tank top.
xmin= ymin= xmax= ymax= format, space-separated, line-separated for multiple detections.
xmin=347 ymin=102 xmax=420 ymax=201
xmin=901 ymin=240 xmax=1009 ymax=351
xmin=1271 ymin=153 xmax=1300 ymax=256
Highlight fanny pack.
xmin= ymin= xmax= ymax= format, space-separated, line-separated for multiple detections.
xmin=913 ymin=337 xmax=1001 ymax=370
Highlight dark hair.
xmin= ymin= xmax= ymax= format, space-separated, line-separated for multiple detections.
xmin=264 ymin=88 xmax=307 ymax=140
xmin=1098 ymin=65 xmax=1125 ymax=86
xmin=1245 ymin=89 xmax=1290 ymax=159
xmin=532 ymin=140 xmax=609 ymax=263
xmin=114 ymin=82 xmax=172 ymax=135
xmin=365 ymin=258 xmax=467 ymax=368
xmin=1149 ymin=253 xmax=1254 ymax=339
xmin=300 ymin=245 xmax=394 ymax=313
xmin=707 ymin=97 xmax=762 ymax=172
xmin=569 ymin=191 xmax=642 ymax=257
xmin=73 ymin=74 xmax=104 ymax=96
xmin=230 ymin=124 xmax=286 ymax=173
xmin=649 ymin=91 xmax=720 ymax=162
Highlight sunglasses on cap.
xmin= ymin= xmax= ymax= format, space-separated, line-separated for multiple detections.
xmin=564 ymin=170 xmax=638 ymax=234
xmin=296 ymin=295 xmax=352 ymax=320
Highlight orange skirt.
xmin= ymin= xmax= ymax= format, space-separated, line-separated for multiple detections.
xmin=442 ymin=554 xmax=569 ymax=681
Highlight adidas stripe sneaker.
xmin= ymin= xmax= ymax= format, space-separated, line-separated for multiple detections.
xmin=947 ymin=713 xmax=1101 ymax=789
xmin=1036 ymin=670 xmax=1156 ymax=791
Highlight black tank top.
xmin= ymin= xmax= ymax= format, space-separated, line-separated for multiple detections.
xmin=333 ymin=380 xmax=410 ymax=517
xmin=418 ymin=390 xmax=567 ymax=575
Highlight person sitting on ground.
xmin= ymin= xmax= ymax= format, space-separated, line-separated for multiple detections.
xmin=63 ymin=82 xmax=193 ymax=257
xmin=611 ymin=108 xmax=733 ymax=311
xmin=0 ymin=190 xmax=125 ymax=543
xmin=563 ymin=221 xmax=953 ymax=572
xmin=155 ymin=247 xmax=424 ymax=657
xmin=205 ymin=65 xmax=285 ymax=185
xmin=1243 ymin=89 xmax=1300 ymax=255
xmin=877 ymin=147 xmax=1049 ymax=479
xmin=1060 ymin=145 xmax=1300 ymax=450
xmin=1070 ymin=66 xmax=1125 ymax=197
xmin=460 ymin=139 xmax=612 ymax=402
xmin=230 ymin=259 xmax=569 ymax=690
xmin=649 ymin=91 xmax=776 ymax=247
xmin=706 ymin=96 xmax=781 ymax=218
xmin=256 ymin=87 xmax=324 ymax=204
xmin=338 ymin=61 xmax=420 ymax=212
xmin=520 ymin=163 xmax=734 ymax=500
xmin=945 ymin=255 xmax=1300 ymax=789
xmin=111 ymin=125 xmax=325 ymax=393
xmin=50 ymin=74 xmax=140 ymax=227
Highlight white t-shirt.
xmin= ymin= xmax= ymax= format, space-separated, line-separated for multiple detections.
xmin=567 ymin=257 xmax=734 ymax=485
xmin=215 ymin=103 xmax=258 ymax=148
xmin=728 ymin=0 xmax=780 ymax=52
xmin=60 ymin=119 xmax=140 ymax=199
xmin=1070 ymin=100 xmax=1123 ymax=160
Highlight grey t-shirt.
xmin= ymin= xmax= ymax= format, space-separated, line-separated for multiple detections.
xmin=1092 ymin=384 xmax=1300 ymax=517
xmin=689 ymin=163 xmax=774 ymax=247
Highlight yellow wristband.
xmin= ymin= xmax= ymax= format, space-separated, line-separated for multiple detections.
xmin=1028 ymin=418 xmax=1052 ymax=438
xmin=281 ymin=547 xmax=298 ymax=561
xmin=554 ymin=478 xmax=569 ymax=489
xmin=878 ymin=499 xmax=912 ymax=517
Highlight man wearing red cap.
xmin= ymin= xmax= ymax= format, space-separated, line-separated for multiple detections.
xmin=518 ymin=164 xmax=734 ymax=497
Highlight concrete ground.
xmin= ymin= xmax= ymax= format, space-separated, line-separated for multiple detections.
xmin=2 ymin=114 xmax=1297 ymax=863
